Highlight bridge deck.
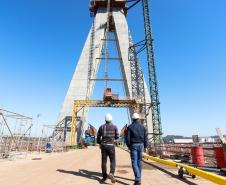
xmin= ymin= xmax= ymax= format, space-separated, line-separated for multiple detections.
xmin=0 ymin=147 xmax=214 ymax=185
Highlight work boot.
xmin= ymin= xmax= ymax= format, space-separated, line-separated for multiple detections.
xmin=109 ymin=173 xmax=116 ymax=183
xmin=134 ymin=181 xmax=141 ymax=185
xmin=100 ymin=177 xmax=107 ymax=184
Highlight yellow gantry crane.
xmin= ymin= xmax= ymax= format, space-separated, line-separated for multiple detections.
xmin=69 ymin=98 xmax=147 ymax=145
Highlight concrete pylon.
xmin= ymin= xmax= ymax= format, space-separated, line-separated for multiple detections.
xmin=57 ymin=6 xmax=153 ymax=144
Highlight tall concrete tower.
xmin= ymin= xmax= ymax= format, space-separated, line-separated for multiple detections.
xmin=57 ymin=0 xmax=153 ymax=144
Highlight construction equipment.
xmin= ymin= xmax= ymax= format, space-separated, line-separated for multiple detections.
xmin=84 ymin=124 xmax=97 ymax=146
xmin=103 ymin=88 xmax=113 ymax=101
xmin=70 ymin=91 xmax=149 ymax=145
xmin=45 ymin=142 xmax=52 ymax=153
xmin=103 ymin=88 xmax=119 ymax=101
xmin=120 ymin=124 xmax=128 ymax=137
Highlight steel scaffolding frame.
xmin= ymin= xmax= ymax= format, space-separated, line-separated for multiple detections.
xmin=0 ymin=108 xmax=33 ymax=158
xmin=141 ymin=0 xmax=162 ymax=144
xmin=128 ymin=36 xmax=147 ymax=127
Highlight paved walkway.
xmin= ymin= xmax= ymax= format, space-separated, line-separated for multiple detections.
xmin=0 ymin=147 xmax=214 ymax=185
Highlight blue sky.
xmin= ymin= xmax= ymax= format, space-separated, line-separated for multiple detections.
xmin=0 ymin=0 xmax=226 ymax=137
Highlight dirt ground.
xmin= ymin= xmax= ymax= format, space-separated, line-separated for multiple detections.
xmin=0 ymin=147 xmax=215 ymax=185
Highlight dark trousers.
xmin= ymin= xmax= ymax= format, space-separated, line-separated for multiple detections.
xmin=101 ymin=144 xmax=116 ymax=178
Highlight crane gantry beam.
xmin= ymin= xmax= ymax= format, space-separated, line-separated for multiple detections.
xmin=69 ymin=99 xmax=149 ymax=145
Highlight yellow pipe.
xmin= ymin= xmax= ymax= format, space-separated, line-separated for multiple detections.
xmin=143 ymin=154 xmax=226 ymax=185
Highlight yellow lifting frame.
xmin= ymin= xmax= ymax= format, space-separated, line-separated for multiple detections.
xmin=69 ymin=99 xmax=142 ymax=145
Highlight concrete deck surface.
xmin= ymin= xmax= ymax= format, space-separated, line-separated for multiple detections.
xmin=0 ymin=147 xmax=215 ymax=185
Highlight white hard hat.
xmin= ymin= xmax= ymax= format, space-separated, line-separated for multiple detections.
xmin=105 ymin=113 xmax=112 ymax=122
xmin=132 ymin=113 xmax=140 ymax=120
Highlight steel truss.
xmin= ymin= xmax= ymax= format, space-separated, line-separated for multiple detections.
xmin=126 ymin=0 xmax=163 ymax=146
xmin=128 ymin=37 xmax=147 ymax=127
xmin=0 ymin=108 xmax=32 ymax=158
xmin=141 ymin=0 xmax=162 ymax=144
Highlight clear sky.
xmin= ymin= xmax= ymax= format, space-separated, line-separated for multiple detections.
xmin=0 ymin=0 xmax=226 ymax=137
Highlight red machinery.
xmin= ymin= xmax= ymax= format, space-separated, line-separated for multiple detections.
xmin=103 ymin=88 xmax=119 ymax=101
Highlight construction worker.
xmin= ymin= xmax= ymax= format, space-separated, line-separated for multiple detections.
xmin=97 ymin=113 xmax=119 ymax=183
xmin=126 ymin=113 xmax=148 ymax=185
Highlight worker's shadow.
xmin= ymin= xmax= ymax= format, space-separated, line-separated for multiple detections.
xmin=57 ymin=169 xmax=130 ymax=185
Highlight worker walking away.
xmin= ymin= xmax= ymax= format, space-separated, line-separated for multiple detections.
xmin=126 ymin=113 xmax=148 ymax=185
xmin=97 ymin=113 xmax=119 ymax=183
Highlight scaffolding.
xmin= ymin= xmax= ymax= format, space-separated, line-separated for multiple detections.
xmin=51 ymin=117 xmax=72 ymax=151
xmin=129 ymin=37 xmax=147 ymax=127
xmin=0 ymin=108 xmax=33 ymax=159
